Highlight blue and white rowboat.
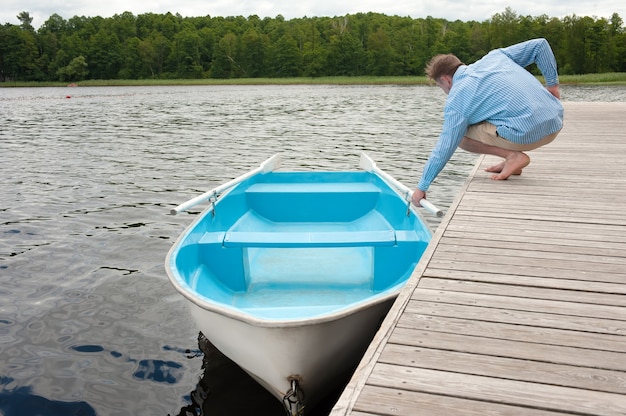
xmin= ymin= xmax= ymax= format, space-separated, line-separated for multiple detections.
xmin=165 ymin=153 xmax=440 ymax=414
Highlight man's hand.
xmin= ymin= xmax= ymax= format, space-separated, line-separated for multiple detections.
xmin=411 ymin=189 xmax=426 ymax=207
xmin=547 ymin=84 xmax=561 ymax=99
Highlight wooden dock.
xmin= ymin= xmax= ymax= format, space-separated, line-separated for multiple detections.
xmin=330 ymin=102 xmax=626 ymax=416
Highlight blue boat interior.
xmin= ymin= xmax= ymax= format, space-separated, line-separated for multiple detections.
xmin=172 ymin=171 xmax=431 ymax=319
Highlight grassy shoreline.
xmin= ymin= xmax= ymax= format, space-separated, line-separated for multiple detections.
xmin=2 ymin=73 xmax=626 ymax=88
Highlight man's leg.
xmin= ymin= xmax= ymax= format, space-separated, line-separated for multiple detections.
xmin=459 ymin=137 xmax=530 ymax=180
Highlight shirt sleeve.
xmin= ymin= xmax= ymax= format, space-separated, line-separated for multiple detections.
xmin=417 ymin=108 xmax=468 ymax=191
xmin=499 ymin=38 xmax=560 ymax=86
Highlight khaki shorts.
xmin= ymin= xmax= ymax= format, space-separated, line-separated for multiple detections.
xmin=466 ymin=122 xmax=560 ymax=151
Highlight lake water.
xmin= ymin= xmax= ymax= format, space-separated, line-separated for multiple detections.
xmin=1 ymin=84 xmax=624 ymax=416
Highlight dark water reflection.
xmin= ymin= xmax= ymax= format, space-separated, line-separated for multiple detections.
xmin=171 ymin=334 xmax=286 ymax=416
xmin=0 ymin=84 xmax=621 ymax=415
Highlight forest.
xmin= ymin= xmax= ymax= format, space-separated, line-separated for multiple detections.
xmin=1 ymin=7 xmax=624 ymax=82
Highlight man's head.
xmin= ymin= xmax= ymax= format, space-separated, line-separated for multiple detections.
xmin=425 ymin=54 xmax=464 ymax=94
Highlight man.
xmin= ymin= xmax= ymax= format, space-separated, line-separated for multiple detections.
xmin=411 ymin=38 xmax=563 ymax=207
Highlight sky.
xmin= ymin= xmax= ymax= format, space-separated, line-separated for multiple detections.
xmin=2 ymin=0 xmax=624 ymax=29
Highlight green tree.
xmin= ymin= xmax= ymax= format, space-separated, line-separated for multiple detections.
xmin=269 ymin=33 xmax=302 ymax=77
xmin=158 ymin=12 xmax=182 ymax=40
xmin=210 ymin=32 xmax=240 ymax=78
xmin=17 ymin=11 xmax=34 ymax=31
xmin=326 ymin=16 xmax=366 ymax=76
xmin=563 ymin=15 xmax=590 ymax=74
xmin=118 ymin=36 xmax=143 ymax=78
xmin=367 ymin=27 xmax=395 ymax=75
xmin=389 ymin=19 xmax=422 ymax=75
xmin=197 ymin=27 xmax=217 ymax=74
xmin=40 ymin=13 xmax=67 ymax=33
xmin=584 ymin=18 xmax=610 ymax=73
xmin=441 ymin=20 xmax=472 ymax=63
xmin=57 ymin=55 xmax=88 ymax=81
xmin=0 ymin=24 xmax=39 ymax=80
xmin=170 ymin=26 xmax=203 ymax=78
xmin=87 ymin=30 xmax=122 ymax=78
xmin=608 ymin=13 xmax=626 ymax=71
xmin=489 ymin=7 xmax=521 ymax=48
xmin=109 ymin=12 xmax=137 ymax=43
xmin=37 ymin=14 xmax=67 ymax=80
xmin=138 ymin=31 xmax=170 ymax=77
xmin=414 ymin=17 xmax=447 ymax=70
xmin=299 ymin=18 xmax=327 ymax=77
xmin=240 ymin=27 xmax=269 ymax=77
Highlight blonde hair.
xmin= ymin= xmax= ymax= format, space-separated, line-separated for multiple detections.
xmin=425 ymin=54 xmax=464 ymax=80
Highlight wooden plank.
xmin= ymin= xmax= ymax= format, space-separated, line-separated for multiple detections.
xmin=353 ymin=385 xmax=568 ymax=416
xmin=464 ymin=189 xmax=626 ymax=203
xmin=378 ymin=343 xmax=626 ymax=394
xmin=442 ymin=229 xmax=626 ymax=249
xmin=394 ymin=316 xmax=626 ymax=357
xmin=426 ymin=258 xmax=626 ymax=284
xmin=442 ymin=233 xmax=626 ymax=250
xmin=391 ymin=325 xmax=626 ymax=373
xmin=433 ymin=241 xmax=626 ymax=265
xmin=417 ymin=277 xmax=626 ymax=306
xmin=420 ymin=269 xmax=626 ymax=296
xmin=367 ymin=363 xmax=626 ymax=416
xmin=409 ymin=289 xmax=626 ymax=321
xmin=450 ymin=208 xmax=626 ymax=225
xmin=404 ymin=299 xmax=626 ymax=335
xmin=453 ymin=195 xmax=626 ymax=224
xmin=461 ymin=189 xmax=626 ymax=203
xmin=467 ymin=181 xmax=626 ymax=197
xmin=459 ymin=193 xmax=626 ymax=212
xmin=451 ymin=209 xmax=626 ymax=226
xmin=430 ymin=251 xmax=626 ymax=275
xmin=446 ymin=216 xmax=626 ymax=239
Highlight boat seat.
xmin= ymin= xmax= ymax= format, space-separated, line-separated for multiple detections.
xmin=244 ymin=181 xmax=382 ymax=222
xmin=198 ymin=229 xmax=422 ymax=248
xmin=244 ymin=181 xmax=381 ymax=194
xmin=222 ymin=229 xmax=396 ymax=247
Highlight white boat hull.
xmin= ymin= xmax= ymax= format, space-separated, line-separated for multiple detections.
xmin=186 ymin=295 xmax=396 ymax=407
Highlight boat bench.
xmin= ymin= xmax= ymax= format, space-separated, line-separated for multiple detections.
xmin=244 ymin=181 xmax=381 ymax=195
xmin=222 ymin=229 xmax=396 ymax=247
xmin=198 ymin=229 xmax=420 ymax=248
xmin=243 ymin=181 xmax=383 ymax=222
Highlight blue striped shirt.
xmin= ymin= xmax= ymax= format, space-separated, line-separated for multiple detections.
xmin=418 ymin=38 xmax=564 ymax=191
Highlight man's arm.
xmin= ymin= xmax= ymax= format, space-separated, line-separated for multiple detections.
xmin=417 ymin=108 xmax=468 ymax=192
xmin=500 ymin=38 xmax=560 ymax=87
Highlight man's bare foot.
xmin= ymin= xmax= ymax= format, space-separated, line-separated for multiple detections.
xmin=491 ymin=152 xmax=530 ymax=180
xmin=485 ymin=162 xmax=523 ymax=175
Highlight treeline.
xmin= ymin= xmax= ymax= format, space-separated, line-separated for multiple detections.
xmin=1 ymin=7 xmax=625 ymax=82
